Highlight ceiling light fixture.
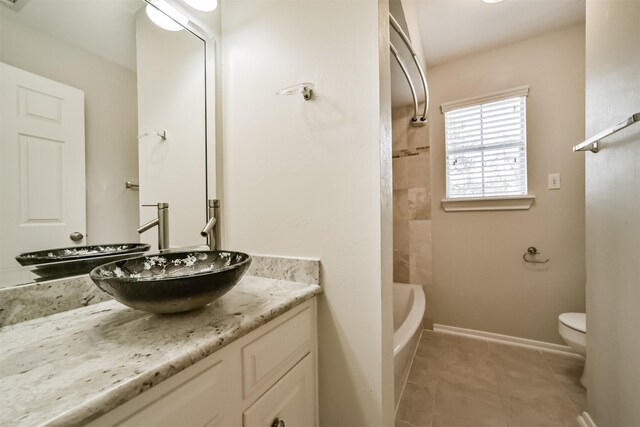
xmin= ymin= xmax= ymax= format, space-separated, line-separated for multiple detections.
xmin=183 ymin=0 xmax=217 ymax=12
xmin=482 ymin=0 xmax=504 ymax=3
xmin=146 ymin=0 xmax=189 ymax=32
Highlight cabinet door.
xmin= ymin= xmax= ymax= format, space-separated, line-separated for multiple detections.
xmin=242 ymin=305 xmax=313 ymax=400
xmin=243 ymin=354 xmax=316 ymax=427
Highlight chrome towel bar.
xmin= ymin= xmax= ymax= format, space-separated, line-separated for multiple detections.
xmin=573 ymin=112 xmax=639 ymax=153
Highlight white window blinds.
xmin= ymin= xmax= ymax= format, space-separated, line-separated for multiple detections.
xmin=444 ymin=94 xmax=528 ymax=199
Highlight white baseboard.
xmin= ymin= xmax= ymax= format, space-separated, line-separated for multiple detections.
xmin=433 ymin=323 xmax=583 ymax=358
xmin=577 ymin=411 xmax=597 ymax=427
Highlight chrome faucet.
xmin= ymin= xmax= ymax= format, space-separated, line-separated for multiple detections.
xmin=201 ymin=199 xmax=220 ymax=250
xmin=138 ymin=202 xmax=170 ymax=250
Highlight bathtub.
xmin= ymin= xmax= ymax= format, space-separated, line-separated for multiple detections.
xmin=393 ymin=282 xmax=426 ymax=409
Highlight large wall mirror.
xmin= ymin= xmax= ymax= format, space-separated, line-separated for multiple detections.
xmin=0 ymin=0 xmax=214 ymax=286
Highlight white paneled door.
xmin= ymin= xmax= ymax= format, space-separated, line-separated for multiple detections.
xmin=1 ymin=63 xmax=86 ymax=269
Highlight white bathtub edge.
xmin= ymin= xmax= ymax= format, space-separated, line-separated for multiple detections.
xmin=577 ymin=412 xmax=598 ymax=427
xmin=395 ymin=328 xmax=423 ymax=416
xmin=393 ymin=284 xmax=426 ymax=357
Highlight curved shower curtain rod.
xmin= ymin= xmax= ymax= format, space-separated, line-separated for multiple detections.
xmin=390 ymin=42 xmax=420 ymax=122
xmin=389 ymin=13 xmax=429 ymax=127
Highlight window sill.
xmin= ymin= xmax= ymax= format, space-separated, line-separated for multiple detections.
xmin=441 ymin=195 xmax=535 ymax=212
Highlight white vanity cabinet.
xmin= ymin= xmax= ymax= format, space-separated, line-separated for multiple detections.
xmin=90 ymin=299 xmax=317 ymax=427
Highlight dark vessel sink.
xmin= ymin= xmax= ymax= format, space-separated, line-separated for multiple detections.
xmin=16 ymin=243 xmax=151 ymax=280
xmin=89 ymin=250 xmax=252 ymax=314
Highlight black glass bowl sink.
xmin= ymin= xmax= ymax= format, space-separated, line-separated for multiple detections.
xmin=16 ymin=243 xmax=151 ymax=280
xmin=89 ymin=250 xmax=252 ymax=314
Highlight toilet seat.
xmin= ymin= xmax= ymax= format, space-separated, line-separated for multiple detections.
xmin=559 ymin=312 xmax=586 ymax=333
xmin=558 ymin=312 xmax=587 ymax=387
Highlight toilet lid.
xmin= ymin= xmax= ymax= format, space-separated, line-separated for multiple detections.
xmin=559 ymin=313 xmax=586 ymax=333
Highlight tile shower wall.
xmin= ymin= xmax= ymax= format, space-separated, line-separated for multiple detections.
xmin=392 ymin=104 xmax=433 ymax=327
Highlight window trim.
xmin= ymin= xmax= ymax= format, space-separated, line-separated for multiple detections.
xmin=441 ymin=85 xmax=533 ymax=211
xmin=441 ymin=195 xmax=535 ymax=212
xmin=440 ymin=85 xmax=530 ymax=114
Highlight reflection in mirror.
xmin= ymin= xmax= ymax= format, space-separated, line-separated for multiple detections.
xmin=0 ymin=0 xmax=209 ymax=287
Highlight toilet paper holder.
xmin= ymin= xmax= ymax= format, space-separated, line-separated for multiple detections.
xmin=523 ymin=247 xmax=550 ymax=264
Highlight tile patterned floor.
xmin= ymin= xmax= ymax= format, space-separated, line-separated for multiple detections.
xmin=396 ymin=331 xmax=586 ymax=427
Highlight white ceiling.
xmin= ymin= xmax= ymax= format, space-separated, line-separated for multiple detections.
xmin=391 ymin=0 xmax=585 ymax=106
xmin=5 ymin=0 xmax=143 ymax=71
xmin=412 ymin=0 xmax=586 ymax=66
xmin=3 ymin=0 xmax=214 ymax=71
xmin=7 ymin=0 xmax=584 ymax=105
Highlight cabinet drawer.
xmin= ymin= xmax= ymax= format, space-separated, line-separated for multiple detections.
xmin=243 ymin=353 xmax=316 ymax=427
xmin=242 ymin=306 xmax=312 ymax=400
xmin=115 ymin=360 xmax=228 ymax=427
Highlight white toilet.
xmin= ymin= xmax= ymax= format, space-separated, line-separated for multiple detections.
xmin=558 ymin=312 xmax=587 ymax=386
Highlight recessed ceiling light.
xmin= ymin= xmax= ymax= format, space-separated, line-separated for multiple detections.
xmin=145 ymin=0 xmax=189 ymax=32
xmin=183 ymin=0 xmax=218 ymax=12
xmin=482 ymin=0 xmax=504 ymax=3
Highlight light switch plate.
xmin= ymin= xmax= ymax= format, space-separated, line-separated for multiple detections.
xmin=548 ymin=173 xmax=561 ymax=190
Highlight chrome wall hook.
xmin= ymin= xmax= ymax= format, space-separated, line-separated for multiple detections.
xmin=523 ymin=246 xmax=550 ymax=263
xmin=137 ymin=130 xmax=167 ymax=141
xmin=276 ymin=83 xmax=314 ymax=101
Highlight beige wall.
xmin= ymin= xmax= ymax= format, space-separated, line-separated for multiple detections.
xmin=585 ymin=1 xmax=640 ymax=425
xmin=428 ymin=24 xmax=586 ymax=344
xmin=1 ymin=15 xmax=139 ymax=245
xmin=392 ymin=104 xmax=433 ymax=327
xmin=220 ymin=1 xmax=394 ymax=425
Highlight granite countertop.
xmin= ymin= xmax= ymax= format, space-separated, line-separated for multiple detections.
xmin=0 ymin=275 xmax=321 ymax=426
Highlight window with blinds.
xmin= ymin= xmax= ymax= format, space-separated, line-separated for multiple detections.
xmin=444 ymin=93 xmax=528 ymax=199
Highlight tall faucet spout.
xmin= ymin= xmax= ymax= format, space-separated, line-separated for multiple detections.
xmin=137 ymin=218 xmax=159 ymax=234
xmin=202 ymin=199 xmax=220 ymax=250
xmin=201 ymin=217 xmax=217 ymax=237
xmin=138 ymin=202 xmax=170 ymax=250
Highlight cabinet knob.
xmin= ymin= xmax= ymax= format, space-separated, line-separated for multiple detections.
xmin=271 ymin=417 xmax=285 ymax=427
